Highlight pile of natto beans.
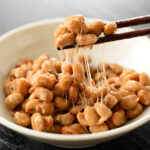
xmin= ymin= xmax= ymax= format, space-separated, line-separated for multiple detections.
xmin=3 ymin=15 xmax=150 ymax=135
xmin=55 ymin=15 xmax=117 ymax=48
xmin=4 ymin=53 xmax=150 ymax=134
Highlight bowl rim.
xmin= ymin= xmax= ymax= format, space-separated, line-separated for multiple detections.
xmin=0 ymin=18 xmax=150 ymax=142
xmin=0 ymin=114 xmax=150 ymax=141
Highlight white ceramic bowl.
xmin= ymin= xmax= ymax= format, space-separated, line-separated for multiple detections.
xmin=0 ymin=18 xmax=150 ymax=148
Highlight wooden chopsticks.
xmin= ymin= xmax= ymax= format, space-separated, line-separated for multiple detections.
xmin=116 ymin=15 xmax=150 ymax=28
xmin=57 ymin=15 xmax=150 ymax=50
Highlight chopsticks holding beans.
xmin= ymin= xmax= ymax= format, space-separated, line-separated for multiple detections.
xmin=57 ymin=15 xmax=150 ymax=50
xmin=58 ymin=28 xmax=150 ymax=50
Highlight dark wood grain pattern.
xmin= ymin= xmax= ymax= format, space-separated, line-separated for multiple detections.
xmin=0 ymin=0 xmax=150 ymax=149
xmin=116 ymin=15 xmax=150 ymax=28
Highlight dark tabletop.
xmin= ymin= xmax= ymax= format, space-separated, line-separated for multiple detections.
xmin=0 ymin=0 xmax=150 ymax=149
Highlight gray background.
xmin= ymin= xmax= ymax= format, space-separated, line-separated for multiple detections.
xmin=0 ymin=0 xmax=150 ymax=150
xmin=1 ymin=0 xmax=150 ymax=35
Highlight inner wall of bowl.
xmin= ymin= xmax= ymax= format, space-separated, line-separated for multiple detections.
xmin=0 ymin=20 xmax=150 ymax=122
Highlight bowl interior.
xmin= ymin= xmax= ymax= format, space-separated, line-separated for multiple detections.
xmin=0 ymin=19 xmax=150 ymax=138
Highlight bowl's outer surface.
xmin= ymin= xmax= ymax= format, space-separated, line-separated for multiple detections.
xmin=0 ymin=18 xmax=150 ymax=148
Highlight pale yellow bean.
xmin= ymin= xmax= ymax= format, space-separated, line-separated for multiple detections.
xmin=104 ymin=22 xmax=117 ymax=35
xmin=66 ymin=20 xmax=88 ymax=34
xmin=5 ymin=93 xmax=24 ymax=110
xmin=70 ymin=123 xmax=88 ymax=134
xmin=104 ymin=94 xmax=118 ymax=109
xmin=11 ymin=67 xmax=27 ymax=79
xmin=56 ymin=113 xmax=75 ymax=126
xmin=53 ymin=83 xmax=66 ymax=96
xmin=29 ymin=87 xmax=53 ymax=103
xmin=84 ymin=106 xmax=99 ymax=126
xmin=76 ymin=34 xmax=98 ymax=46
xmin=111 ymin=109 xmax=126 ymax=127
xmin=54 ymin=25 xmax=70 ymax=39
xmin=126 ymin=103 xmax=143 ymax=119
xmin=36 ymin=102 xmax=55 ymax=115
xmin=33 ymin=74 xmax=56 ymax=89
xmin=139 ymin=72 xmax=150 ymax=86
xmin=123 ymin=72 xmax=139 ymax=82
xmin=41 ymin=60 xmax=54 ymax=73
xmin=14 ymin=111 xmax=31 ymax=127
xmin=59 ymin=74 xmax=74 ymax=91
xmin=55 ymin=33 xmax=75 ymax=48
xmin=31 ymin=113 xmax=45 ymax=131
xmin=89 ymin=123 xmax=108 ymax=133
xmin=65 ymin=19 xmax=81 ymax=34
xmin=61 ymin=123 xmax=88 ymax=135
xmin=25 ymin=99 xmax=40 ymax=114
xmin=77 ymin=112 xmax=88 ymax=126
xmin=88 ymin=20 xmax=104 ymax=36
xmin=43 ymin=116 xmax=53 ymax=132
xmin=68 ymin=85 xmax=78 ymax=104
xmin=60 ymin=126 xmax=78 ymax=134
xmin=120 ymin=80 xmax=143 ymax=92
xmin=54 ymin=97 xmax=70 ymax=111
xmin=138 ymin=90 xmax=150 ymax=106
xmin=119 ymin=95 xmax=138 ymax=109
xmin=72 ymin=63 xmax=85 ymax=83
xmin=53 ymin=74 xmax=73 ymax=96
xmin=13 ymin=78 xmax=30 ymax=97
xmin=94 ymin=102 xmax=112 ymax=124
